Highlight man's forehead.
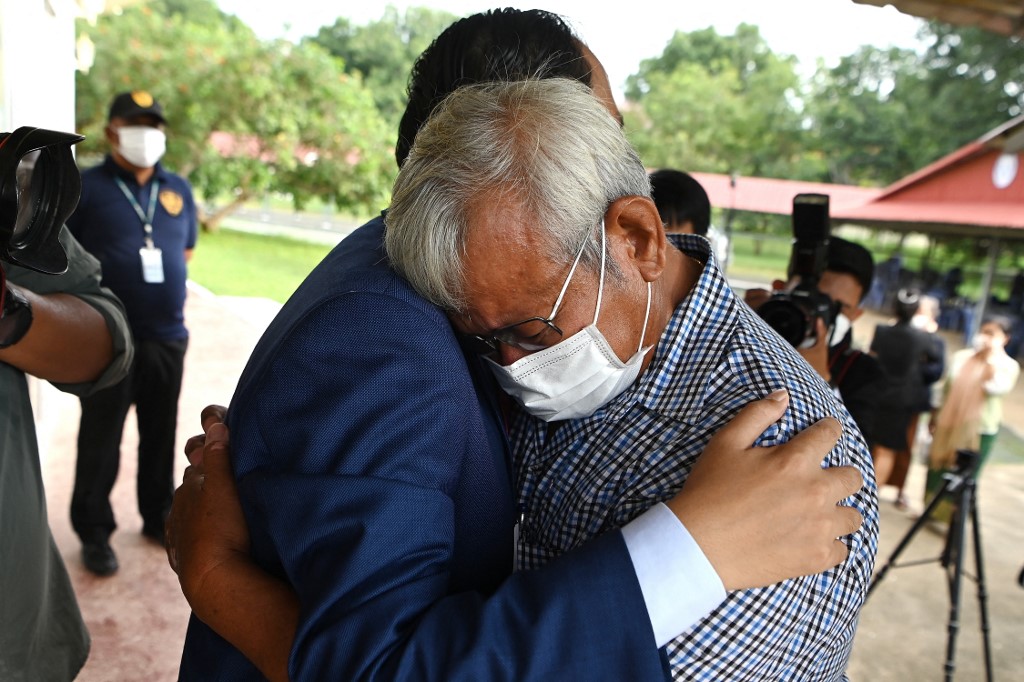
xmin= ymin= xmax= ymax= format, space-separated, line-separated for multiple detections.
xmin=460 ymin=207 xmax=567 ymax=324
xmin=463 ymin=214 xmax=558 ymax=284
xmin=820 ymin=270 xmax=863 ymax=307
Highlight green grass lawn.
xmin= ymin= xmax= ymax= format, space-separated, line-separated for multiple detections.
xmin=185 ymin=223 xmax=1014 ymax=309
xmin=726 ymin=234 xmax=792 ymax=283
xmin=188 ymin=227 xmax=334 ymax=303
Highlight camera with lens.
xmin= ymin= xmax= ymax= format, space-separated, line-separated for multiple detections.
xmin=756 ymin=193 xmax=840 ymax=348
xmin=0 ymin=126 xmax=84 ymax=275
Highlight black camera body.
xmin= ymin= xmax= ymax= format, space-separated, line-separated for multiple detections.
xmin=756 ymin=193 xmax=840 ymax=348
xmin=0 ymin=126 xmax=84 ymax=275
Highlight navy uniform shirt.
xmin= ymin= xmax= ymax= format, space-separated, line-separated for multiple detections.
xmin=68 ymin=155 xmax=197 ymax=341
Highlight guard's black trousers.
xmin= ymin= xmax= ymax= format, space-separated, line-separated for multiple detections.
xmin=71 ymin=337 xmax=188 ymax=543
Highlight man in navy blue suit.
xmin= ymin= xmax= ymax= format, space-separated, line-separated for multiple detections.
xmin=386 ymin=77 xmax=875 ymax=680
xmin=169 ymin=10 xmax=863 ymax=681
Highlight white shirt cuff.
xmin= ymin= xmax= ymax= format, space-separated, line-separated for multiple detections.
xmin=620 ymin=502 xmax=727 ymax=647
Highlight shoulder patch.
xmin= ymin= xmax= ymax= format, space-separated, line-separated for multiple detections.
xmin=159 ymin=189 xmax=184 ymax=216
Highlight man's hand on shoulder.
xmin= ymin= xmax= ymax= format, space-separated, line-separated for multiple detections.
xmin=667 ymin=389 xmax=863 ymax=590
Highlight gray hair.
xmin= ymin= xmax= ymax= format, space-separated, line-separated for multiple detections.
xmin=384 ymin=78 xmax=651 ymax=312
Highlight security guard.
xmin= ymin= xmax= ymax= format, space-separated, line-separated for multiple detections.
xmin=68 ymin=90 xmax=198 ymax=576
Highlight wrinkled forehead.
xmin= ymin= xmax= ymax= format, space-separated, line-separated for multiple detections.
xmin=459 ymin=202 xmax=568 ymax=321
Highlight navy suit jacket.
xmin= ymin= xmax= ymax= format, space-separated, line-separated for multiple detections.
xmin=179 ymin=216 xmax=667 ymax=680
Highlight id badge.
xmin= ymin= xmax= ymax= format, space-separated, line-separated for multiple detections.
xmin=140 ymin=246 xmax=165 ymax=284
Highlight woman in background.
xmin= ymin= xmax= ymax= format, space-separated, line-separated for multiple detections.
xmin=925 ymin=315 xmax=1019 ymax=521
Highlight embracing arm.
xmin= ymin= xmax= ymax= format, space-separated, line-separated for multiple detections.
xmin=170 ymin=414 xmax=297 ymax=682
xmin=169 ymin=391 xmax=859 ymax=681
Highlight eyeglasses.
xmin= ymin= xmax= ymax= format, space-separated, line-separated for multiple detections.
xmin=470 ymin=232 xmax=591 ymax=353
xmin=472 ymin=315 xmax=565 ymax=353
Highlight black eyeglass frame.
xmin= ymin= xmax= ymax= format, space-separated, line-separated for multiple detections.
xmin=471 ymin=316 xmax=564 ymax=353
xmin=467 ymin=226 xmax=597 ymax=354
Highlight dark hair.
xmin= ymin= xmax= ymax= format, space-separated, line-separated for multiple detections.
xmin=826 ymin=237 xmax=874 ymax=302
xmin=894 ymin=288 xmax=920 ymax=323
xmin=395 ymin=8 xmax=590 ymax=167
xmin=649 ymin=169 xmax=711 ymax=235
xmin=982 ymin=314 xmax=1013 ymax=336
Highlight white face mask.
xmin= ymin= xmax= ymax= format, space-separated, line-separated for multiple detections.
xmin=911 ymin=313 xmax=937 ymax=333
xmin=116 ymin=126 xmax=166 ymax=168
xmin=486 ymin=222 xmax=653 ymax=422
xmin=829 ymin=312 xmax=852 ymax=348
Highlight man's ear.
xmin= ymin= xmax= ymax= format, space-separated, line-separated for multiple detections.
xmin=604 ymin=196 xmax=665 ymax=283
xmin=104 ymin=125 xmax=118 ymax=145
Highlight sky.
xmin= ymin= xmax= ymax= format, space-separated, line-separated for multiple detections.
xmin=214 ymin=0 xmax=928 ymax=99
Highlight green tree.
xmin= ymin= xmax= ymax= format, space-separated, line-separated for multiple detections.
xmin=916 ymin=21 xmax=1023 ymax=149
xmin=806 ymin=45 xmax=925 ymax=185
xmin=624 ymin=25 xmax=807 ymax=183
xmin=75 ymin=0 xmax=393 ymax=230
xmin=307 ymin=5 xmax=458 ymax=134
xmin=807 ymin=22 xmax=1022 ymax=186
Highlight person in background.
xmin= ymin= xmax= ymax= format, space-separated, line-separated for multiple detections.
xmin=869 ymin=289 xmax=944 ymax=509
xmin=904 ymin=293 xmax=946 ymax=501
xmin=926 ymin=315 xmax=1019 ymax=521
xmin=649 ymin=168 xmax=710 ymax=236
xmin=649 ymin=168 xmax=729 ymax=266
xmin=746 ymin=236 xmax=887 ymax=450
xmin=67 ymin=90 xmax=198 ymax=576
xmin=0 ymin=126 xmax=133 ymax=681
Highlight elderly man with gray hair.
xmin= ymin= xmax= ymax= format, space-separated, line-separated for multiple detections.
xmin=386 ymin=77 xmax=877 ymax=680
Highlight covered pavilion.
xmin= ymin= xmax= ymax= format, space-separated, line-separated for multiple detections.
xmin=690 ymin=114 xmax=1024 ymax=338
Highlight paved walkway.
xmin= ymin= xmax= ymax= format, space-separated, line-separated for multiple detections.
xmin=36 ymin=286 xmax=1024 ymax=680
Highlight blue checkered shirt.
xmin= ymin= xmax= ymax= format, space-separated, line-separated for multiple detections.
xmin=510 ymin=234 xmax=879 ymax=680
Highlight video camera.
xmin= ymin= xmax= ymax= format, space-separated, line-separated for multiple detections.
xmin=756 ymin=193 xmax=840 ymax=348
xmin=0 ymin=126 xmax=84 ymax=275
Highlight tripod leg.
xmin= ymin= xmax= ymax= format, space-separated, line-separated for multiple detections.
xmin=968 ymin=491 xmax=994 ymax=682
xmin=943 ymin=480 xmax=971 ymax=682
xmin=868 ymin=475 xmax=959 ymax=598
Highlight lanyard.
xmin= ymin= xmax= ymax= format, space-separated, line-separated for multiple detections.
xmin=114 ymin=177 xmax=160 ymax=249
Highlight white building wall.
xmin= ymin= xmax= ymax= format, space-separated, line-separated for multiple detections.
xmin=0 ymin=0 xmax=77 ymax=133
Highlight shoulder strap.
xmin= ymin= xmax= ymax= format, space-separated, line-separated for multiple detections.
xmin=830 ymin=349 xmax=863 ymax=387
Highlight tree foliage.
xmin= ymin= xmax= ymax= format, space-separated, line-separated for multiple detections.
xmin=74 ymin=3 xmax=1022 ymax=247
xmin=805 ymin=45 xmax=926 ymax=185
xmin=806 ymin=22 xmax=1022 ymax=186
xmin=75 ymin=0 xmax=393 ymax=230
xmin=624 ymin=25 xmax=806 ymax=181
xmin=306 ymin=5 xmax=458 ymax=134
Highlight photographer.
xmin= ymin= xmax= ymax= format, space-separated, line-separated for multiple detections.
xmin=746 ymin=231 xmax=886 ymax=451
xmin=0 ymin=127 xmax=132 ymax=680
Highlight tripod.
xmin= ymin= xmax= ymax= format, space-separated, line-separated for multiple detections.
xmin=867 ymin=449 xmax=993 ymax=682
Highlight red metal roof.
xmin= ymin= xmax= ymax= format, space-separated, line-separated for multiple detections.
xmin=684 ymin=115 xmax=1024 ymax=237
xmin=688 ymin=172 xmax=881 ymax=215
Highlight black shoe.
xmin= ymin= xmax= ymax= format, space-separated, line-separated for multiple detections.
xmin=141 ymin=519 xmax=165 ymax=544
xmin=82 ymin=541 xmax=118 ymax=576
